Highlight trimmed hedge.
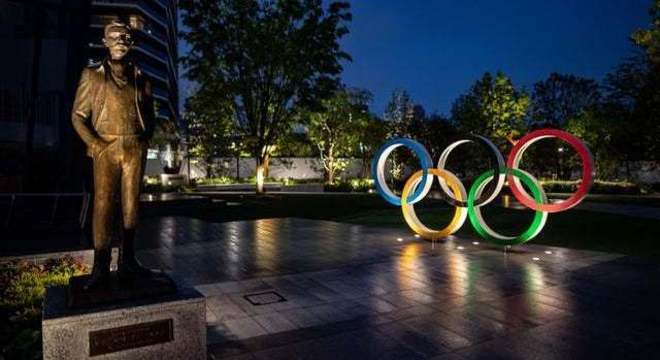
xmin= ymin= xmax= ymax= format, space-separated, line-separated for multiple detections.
xmin=541 ymin=179 xmax=643 ymax=195
xmin=324 ymin=178 xmax=374 ymax=193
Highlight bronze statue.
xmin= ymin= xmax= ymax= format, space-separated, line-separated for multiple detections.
xmin=72 ymin=20 xmax=155 ymax=290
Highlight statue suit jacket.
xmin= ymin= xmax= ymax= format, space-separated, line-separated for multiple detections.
xmin=71 ymin=60 xmax=155 ymax=157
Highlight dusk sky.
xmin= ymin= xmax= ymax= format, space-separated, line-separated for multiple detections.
xmin=179 ymin=0 xmax=652 ymax=116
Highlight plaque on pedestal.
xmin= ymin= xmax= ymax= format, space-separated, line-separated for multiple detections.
xmin=42 ymin=285 xmax=206 ymax=360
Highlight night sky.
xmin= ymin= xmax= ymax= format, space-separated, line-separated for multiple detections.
xmin=178 ymin=0 xmax=652 ymax=116
xmin=340 ymin=0 xmax=651 ymax=115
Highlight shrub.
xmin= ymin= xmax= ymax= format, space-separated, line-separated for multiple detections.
xmin=349 ymin=178 xmax=375 ymax=192
xmin=324 ymin=181 xmax=353 ymax=192
xmin=142 ymin=176 xmax=183 ymax=193
xmin=590 ymin=180 xmax=640 ymax=195
xmin=142 ymin=183 xmax=182 ymax=193
xmin=645 ymin=183 xmax=660 ymax=194
xmin=193 ymin=176 xmax=235 ymax=185
xmin=540 ymin=179 xmax=641 ymax=195
xmin=1 ymin=256 xmax=87 ymax=359
xmin=324 ymin=178 xmax=374 ymax=193
xmin=539 ymin=180 xmax=577 ymax=193
xmin=282 ymin=178 xmax=323 ymax=185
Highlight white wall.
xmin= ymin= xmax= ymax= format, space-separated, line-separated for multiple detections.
xmin=175 ymin=157 xmax=369 ymax=180
xmin=149 ymin=157 xmax=660 ymax=184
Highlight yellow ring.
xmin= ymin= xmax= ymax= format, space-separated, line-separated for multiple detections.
xmin=401 ymin=168 xmax=467 ymax=241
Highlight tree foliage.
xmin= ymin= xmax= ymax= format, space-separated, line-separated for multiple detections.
xmin=184 ymin=85 xmax=236 ymax=178
xmin=602 ymin=54 xmax=660 ymax=162
xmin=383 ymin=89 xmax=415 ymax=138
xmin=530 ymin=73 xmax=601 ymax=128
xmin=632 ymin=0 xmax=660 ymax=67
xmin=450 ymin=72 xmax=529 ymax=147
xmin=304 ymin=87 xmax=372 ymax=183
xmin=180 ymin=0 xmax=352 ymax=192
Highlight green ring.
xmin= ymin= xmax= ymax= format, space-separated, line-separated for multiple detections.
xmin=467 ymin=168 xmax=546 ymax=246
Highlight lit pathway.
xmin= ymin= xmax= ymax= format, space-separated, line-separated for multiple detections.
xmin=130 ymin=217 xmax=660 ymax=359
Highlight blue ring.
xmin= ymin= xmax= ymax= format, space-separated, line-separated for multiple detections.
xmin=371 ymin=138 xmax=433 ymax=206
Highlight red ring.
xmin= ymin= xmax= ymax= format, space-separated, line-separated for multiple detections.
xmin=506 ymin=129 xmax=594 ymax=213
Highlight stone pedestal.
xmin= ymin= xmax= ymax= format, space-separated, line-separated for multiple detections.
xmin=42 ymin=286 xmax=206 ymax=360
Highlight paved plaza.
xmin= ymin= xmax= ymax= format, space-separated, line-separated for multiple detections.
xmin=123 ymin=217 xmax=659 ymax=359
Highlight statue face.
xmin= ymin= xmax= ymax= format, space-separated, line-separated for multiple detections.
xmin=103 ymin=29 xmax=133 ymax=60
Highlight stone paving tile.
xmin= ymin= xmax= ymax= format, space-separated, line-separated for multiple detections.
xmin=358 ymin=296 xmax=398 ymax=314
xmin=278 ymin=307 xmax=325 ymax=328
xmin=395 ymin=317 xmax=473 ymax=351
xmin=250 ymin=339 xmax=320 ymax=360
xmin=253 ymin=313 xmax=298 ymax=334
xmin=128 ymin=217 xmax=660 ymax=359
xmin=373 ymin=322 xmax=451 ymax=358
xmin=218 ymin=318 xmax=269 ymax=340
xmin=206 ymin=295 xmax=250 ymax=322
xmin=306 ymin=302 xmax=355 ymax=323
xmin=309 ymin=329 xmax=423 ymax=360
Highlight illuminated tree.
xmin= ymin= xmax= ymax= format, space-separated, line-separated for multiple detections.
xmin=184 ymin=85 xmax=235 ymax=178
xmin=451 ymin=72 xmax=529 ymax=148
xmin=305 ymin=88 xmax=371 ymax=184
xmin=383 ymin=89 xmax=414 ymax=138
xmin=181 ymin=0 xmax=352 ymax=193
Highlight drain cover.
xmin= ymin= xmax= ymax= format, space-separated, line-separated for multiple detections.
xmin=244 ymin=291 xmax=286 ymax=306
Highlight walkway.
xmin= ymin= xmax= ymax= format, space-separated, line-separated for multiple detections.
xmin=129 ymin=217 xmax=659 ymax=359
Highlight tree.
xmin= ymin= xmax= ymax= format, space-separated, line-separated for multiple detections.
xmin=305 ymin=87 xmax=371 ymax=184
xmin=356 ymin=116 xmax=387 ymax=178
xmin=564 ymin=108 xmax=619 ymax=179
xmin=180 ymin=0 xmax=352 ymax=193
xmin=632 ymin=0 xmax=660 ymax=67
xmin=383 ymin=89 xmax=414 ymax=138
xmin=381 ymin=89 xmax=418 ymax=182
xmin=603 ymin=54 xmax=660 ymax=163
xmin=184 ymin=85 xmax=235 ymax=178
xmin=274 ymin=129 xmax=315 ymax=157
xmin=530 ymin=73 xmax=601 ymax=127
xmin=450 ymin=72 xmax=529 ymax=148
xmin=413 ymin=114 xmax=457 ymax=161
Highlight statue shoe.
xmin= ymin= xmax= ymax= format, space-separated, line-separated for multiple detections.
xmin=118 ymin=257 xmax=154 ymax=279
xmin=84 ymin=248 xmax=112 ymax=290
xmin=118 ymin=228 xmax=155 ymax=280
xmin=83 ymin=270 xmax=111 ymax=290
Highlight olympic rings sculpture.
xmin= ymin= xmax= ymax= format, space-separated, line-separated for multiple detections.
xmin=371 ymin=129 xmax=594 ymax=245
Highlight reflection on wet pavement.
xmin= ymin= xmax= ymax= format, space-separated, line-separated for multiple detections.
xmin=134 ymin=217 xmax=660 ymax=359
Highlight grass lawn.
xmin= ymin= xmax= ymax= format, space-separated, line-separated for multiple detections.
xmin=188 ymin=192 xmax=660 ymax=258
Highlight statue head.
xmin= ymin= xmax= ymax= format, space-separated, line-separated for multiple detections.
xmin=102 ymin=20 xmax=134 ymax=61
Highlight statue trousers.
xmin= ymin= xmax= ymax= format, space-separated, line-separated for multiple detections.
xmin=92 ymin=134 xmax=147 ymax=251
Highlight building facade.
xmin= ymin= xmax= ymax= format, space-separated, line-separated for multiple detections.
xmin=0 ymin=0 xmax=179 ymax=192
xmin=88 ymin=0 xmax=179 ymax=129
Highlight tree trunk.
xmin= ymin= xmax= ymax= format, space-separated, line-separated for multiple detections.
xmin=256 ymin=162 xmax=265 ymax=193
xmin=235 ymin=153 xmax=240 ymax=180
xmin=325 ymin=145 xmax=335 ymax=185
xmin=263 ymin=154 xmax=270 ymax=178
xmin=327 ymin=157 xmax=335 ymax=184
xmin=205 ymin=156 xmax=213 ymax=179
xmin=255 ymin=151 xmax=270 ymax=194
